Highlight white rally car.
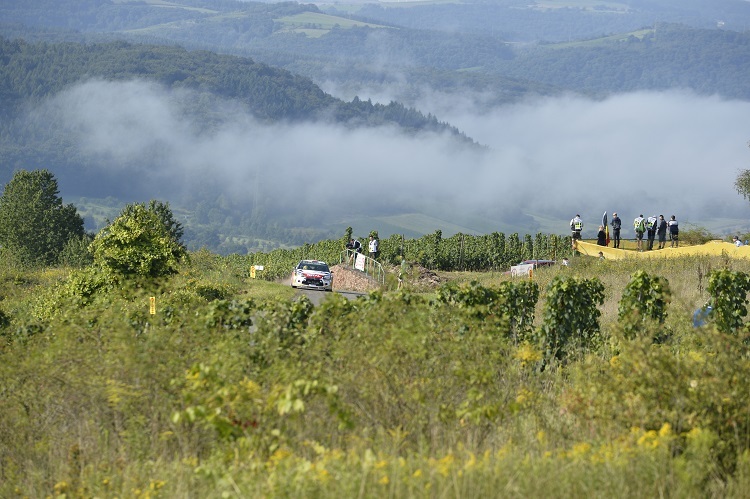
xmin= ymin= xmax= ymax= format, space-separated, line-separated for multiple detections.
xmin=290 ymin=260 xmax=333 ymax=291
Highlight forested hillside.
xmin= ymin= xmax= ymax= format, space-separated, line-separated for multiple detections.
xmin=2 ymin=0 xmax=749 ymax=253
xmin=0 ymin=38 xmax=464 ymax=131
xmin=2 ymin=0 xmax=747 ymax=105
xmin=0 ymin=38 xmax=475 ymax=252
xmin=351 ymin=0 xmax=750 ymax=41
xmin=490 ymin=24 xmax=750 ymax=99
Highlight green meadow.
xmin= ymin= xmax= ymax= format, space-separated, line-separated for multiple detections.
xmin=3 ymin=245 xmax=750 ymax=497
xmin=275 ymin=12 xmax=390 ymax=37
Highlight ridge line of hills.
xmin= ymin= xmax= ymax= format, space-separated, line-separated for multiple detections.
xmin=1 ymin=0 xmax=750 ymax=253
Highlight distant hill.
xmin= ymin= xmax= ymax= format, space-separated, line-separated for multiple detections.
xmin=348 ymin=0 xmax=750 ymax=41
xmin=0 ymin=37 xmax=471 ymax=180
xmin=0 ymin=37 xmax=477 ymax=253
xmin=2 ymin=0 xmax=750 ymax=252
xmin=2 ymin=0 xmax=746 ymax=105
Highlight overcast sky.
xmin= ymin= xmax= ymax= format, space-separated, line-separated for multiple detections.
xmin=38 ymin=79 xmax=750 ymax=236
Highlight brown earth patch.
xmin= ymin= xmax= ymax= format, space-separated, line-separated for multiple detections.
xmin=330 ymin=264 xmax=381 ymax=293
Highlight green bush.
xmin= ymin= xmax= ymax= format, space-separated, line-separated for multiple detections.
xmin=567 ymin=330 xmax=750 ymax=478
xmin=90 ymin=202 xmax=187 ymax=278
xmin=680 ymin=226 xmax=717 ymax=246
xmin=707 ymin=268 xmax=750 ymax=334
xmin=618 ymin=270 xmax=671 ymax=341
xmin=538 ymin=275 xmax=605 ymax=361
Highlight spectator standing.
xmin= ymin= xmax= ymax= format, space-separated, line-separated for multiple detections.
xmin=657 ymin=215 xmax=668 ymax=249
xmin=668 ymin=215 xmax=679 ymax=247
xmin=345 ymin=239 xmax=354 ymax=263
xmin=611 ymin=212 xmax=622 ymax=248
xmin=570 ymin=214 xmax=583 ymax=248
xmin=398 ymin=256 xmax=407 ymax=289
xmin=369 ymin=233 xmax=379 ymax=260
xmin=634 ymin=214 xmax=646 ymax=251
xmin=597 ymin=225 xmax=607 ymax=246
xmin=646 ymin=215 xmax=658 ymax=250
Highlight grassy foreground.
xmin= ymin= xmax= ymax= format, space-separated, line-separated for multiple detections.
xmin=2 ymin=251 xmax=750 ymax=497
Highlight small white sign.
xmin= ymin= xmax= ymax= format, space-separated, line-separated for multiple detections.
xmin=510 ymin=263 xmax=533 ymax=278
xmin=355 ymin=253 xmax=366 ymax=271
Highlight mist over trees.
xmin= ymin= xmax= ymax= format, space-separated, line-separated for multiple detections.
xmin=1 ymin=0 xmax=749 ymax=251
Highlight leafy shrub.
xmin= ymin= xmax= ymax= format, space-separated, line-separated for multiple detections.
xmin=537 ymin=275 xmax=605 ymax=361
xmin=435 ymin=280 xmax=510 ymax=334
xmin=617 ymin=270 xmax=671 ymax=340
xmin=680 ymin=226 xmax=717 ymax=245
xmin=57 ymin=233 xmax=94 ymax=267
xmin=203 ymin=299 xmax=255 ymax=331
xmin=566 ymin=331 xmax=750 ymax=479
xmin=90 ymin=202 xmax=187 ymax=278
xmin=498 ymin=280 xmax=539 ymax=343
xmin=707 ymin=268 xmax=750 ymax=334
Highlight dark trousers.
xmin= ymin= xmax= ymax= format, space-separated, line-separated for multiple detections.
xmin=613 ymin=228 xmax=621 ymax=248
xmin=647 ymin=229 xmax=656 ymax=250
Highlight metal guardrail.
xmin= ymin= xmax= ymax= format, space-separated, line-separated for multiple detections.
xmin=340 ymin=250 xmax=386 ymax=286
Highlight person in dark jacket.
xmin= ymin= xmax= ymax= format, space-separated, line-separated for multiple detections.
xmin=657 ymin=215 xmax=668 ymax=249
xmin=597 ymin=225 xmax=607 ymax=246
xmin=611 ymin=212 xmax=622 ymax=248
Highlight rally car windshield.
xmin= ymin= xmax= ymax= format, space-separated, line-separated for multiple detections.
xmin=300 ymin=263 xmax=329 ymax=272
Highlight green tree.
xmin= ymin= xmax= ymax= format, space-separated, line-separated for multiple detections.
xmin=90 ymin=201 xmax=187 ymax=278
xmin=0 ymin=169 xmax=84 ymax=265
xmin=735 ymin=166 xmax=750 ymax=203
xmin=147 ymin=199 xmax=185 ymax=246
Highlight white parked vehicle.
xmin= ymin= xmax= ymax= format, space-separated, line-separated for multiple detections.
xmin=290 ymin=260 xmax=333 ymax=291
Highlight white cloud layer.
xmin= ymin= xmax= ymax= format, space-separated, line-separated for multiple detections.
xmin=39 ymin=79 xmax=750 ymax=235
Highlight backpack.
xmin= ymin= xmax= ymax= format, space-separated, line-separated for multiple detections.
xmin=635 ymin=218 xmax=645 ymax=232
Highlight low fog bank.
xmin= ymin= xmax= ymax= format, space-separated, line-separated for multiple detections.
xmin=434 ymin=90 xmax=750 ymax=231
xmin=33 ymin=79 xmax=750 ymax=238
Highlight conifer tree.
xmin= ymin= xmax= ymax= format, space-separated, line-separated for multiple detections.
xmin=0 ymin=169 xmax=84 ymax=265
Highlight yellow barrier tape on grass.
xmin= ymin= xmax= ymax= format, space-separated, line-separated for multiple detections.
xmin=574 ymin=240 xmax=750 ymax=260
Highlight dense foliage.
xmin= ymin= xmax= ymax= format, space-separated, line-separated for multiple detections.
xmin=236 ymin=230 xmax=571 ymax=282
xmin=4 ymin=251 xmax=750 ymax=496
xmin=90 ymin=201 xmax=187 ymax=277
xmin=736 ymin=168 xmax=750 ymax=204
xmin=0 ymin=169 xmax=84 ymax=265
xmin=707 ymin=268 xmax=750 ymax=334
xmin=491 ymin=25 xmax=750 ymax=100
xmin=3 ymin=1 xmax=748 ymax=109
xmin=538 ymin=275 xmax=605 ymax=361
xmin=617 ymin=270 xmax=672 ymax=340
